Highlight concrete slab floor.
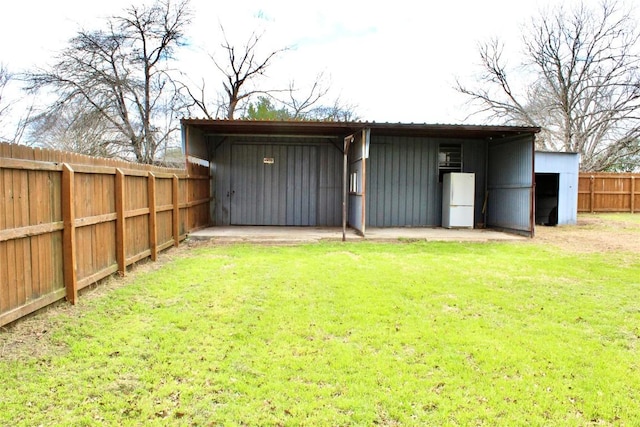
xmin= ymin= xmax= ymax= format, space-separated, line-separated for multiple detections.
xmin=187 ymin=226 xmax=527 ymax=244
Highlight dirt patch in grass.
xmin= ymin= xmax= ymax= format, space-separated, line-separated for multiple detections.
xmin=534 ymin=214 xmax=640 ymax=253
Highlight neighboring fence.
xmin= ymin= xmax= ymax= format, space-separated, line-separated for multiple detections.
xmin=0 ymin=143 xmax=211 ymax=326
xmin=578 ymin=173 xmax=639 ymax=213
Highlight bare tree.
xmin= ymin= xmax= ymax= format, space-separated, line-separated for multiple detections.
xmin=0 ymin=63 xmax=34 ymax=144
xmin=457 ymin=0 xmax=640 ymax=171
xmin=28 ymin=98 xmax=120 ymax=157
xmin=303 ymin=97 xmax=360 ymax=122
xmin=276 ymin=72 xmax=357 ymax=121
xmin=184 ymin=28 xmax=359 ymax=122
xmin=0 ymin=64 xmax=11 ymax=123
xmin=184 ymin=28 xmax=287 ymax=119
xmin=282 ymin=73 xmax=331 ymax=119
xmin=27 ymin=0 xmax=190 ymax=163
xmin=242 ymin=72 xmax=359 ymax=121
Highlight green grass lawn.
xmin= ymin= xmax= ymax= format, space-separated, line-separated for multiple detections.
xmin=1 ymin=241 xmax=639 ymax=426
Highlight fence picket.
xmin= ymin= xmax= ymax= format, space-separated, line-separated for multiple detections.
xmin=115 ymin=168 xmax=126 ymax=276
xmin=631 ymin=177 xmax=636 ymax=214
xmin=62 ymin=164 xmax=78 ymax=304
xmin=172 ymin=175 xmax=180 ymax=247
xmin=148 ymin=173 xmax=158 ymax=261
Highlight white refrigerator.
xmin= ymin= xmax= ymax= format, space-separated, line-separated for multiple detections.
xmin=442 ymin=173 xmax=475 ymax=228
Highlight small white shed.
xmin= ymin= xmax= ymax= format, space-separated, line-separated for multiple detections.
xmin=535 ymin=151 xmax=580 ymax=225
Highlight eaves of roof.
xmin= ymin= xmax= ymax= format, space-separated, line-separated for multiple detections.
xmin=181 ymin=118 xmax=540 ymax=140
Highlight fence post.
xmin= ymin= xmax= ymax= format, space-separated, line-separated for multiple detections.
xmin=172 ymin=174 xmax=180 ymax=247
xmin=62 ymin=164 xmax=77 ymax=304
xmin=589 ymin=175 xmax=595 ymax=214
xmin=186 ymin=169 xmax=191 ymax=233
xmin=115 ymin=168 xmax=126 ymax=275
xmin=148 ymin=172 xmax=158 ymax=261
xmin=632 ymin=176 xmax=636 ymax=214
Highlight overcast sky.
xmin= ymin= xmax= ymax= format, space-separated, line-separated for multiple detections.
xmin=1 ymin=0 xmax=600 ymax=124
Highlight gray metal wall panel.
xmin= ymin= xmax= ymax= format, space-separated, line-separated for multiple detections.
xmin=185 ymin=126 xmax=208 ymax=161
xmin=231 ymin=144 xmax=317 ymax=225
xmin=348 ymin=131 xmax=366 ymax=233
xmin=213 ymin=137 xmax=232 ymax=226
xmin=213 ymin=138 xmax=341 ymax=226
xmin=366 ymin=136 xmax=442 ymax=227
xmin=366 ymin=136 xmax=489 ymax=228
xmin=348 ymin=158 xmax=363 ymax=231
xmin=535 ymin=152 xmax=579 ymax=225
xmin=486 ymin=136 xmax=534 ymax=233
xmin=348 ymin=195 xmax=363 ymax=231
xmin=462 ymin=140 xmax=489 ymax=226
xmin=318 ymin=144 xmax=342 ymax=226
xmin=486 ymin=188 xmax=532 ymax=230
xmin=287 ymin=145 xmax=318 ymax=226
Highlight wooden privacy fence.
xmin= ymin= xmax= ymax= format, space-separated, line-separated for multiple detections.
xmin=0 ymin=143 xmax=211 ymax=327
xmin=578 ymin=173 xmax=639 ymax=213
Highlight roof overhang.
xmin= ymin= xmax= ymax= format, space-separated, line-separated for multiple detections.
xmin=181 ymin=119 xmax=540 ymax=140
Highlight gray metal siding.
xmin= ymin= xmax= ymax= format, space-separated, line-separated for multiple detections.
xmin=366 ymin=136 xmax=441 ymax=227
xmin=366 ymin=137 xmax=488 ymax=228
xmin=231 ymin=144 xmax=302 ymax=225
xmin=213 ymin=138 xmax=341 ymax=226
xmin=348 ymin=158 xmax=364 ymax=231
xmin=289 ymin=145 xmax=318 ymax=225
xmin=213 ymin=136 xmax=231 ymax=226
xmin=461 ymin=140 xmax=488 ymax=226
xmin=348 ymin=130 xmax=368 ymax=233
xmin=184 ymin=126 xmax=208 ymax=161
xmin=318 ymin=144 xmax=343 ymax=226
xmin=486 ymin=136 xmax=534 ymax=233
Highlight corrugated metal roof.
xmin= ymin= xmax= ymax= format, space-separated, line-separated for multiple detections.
xmin=181 ymin=118 xmax=540 ymax=140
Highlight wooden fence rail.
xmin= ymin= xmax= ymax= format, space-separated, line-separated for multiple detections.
xmin=578 ymin=173 xmax=640 ymax=213
xmin=0 ymin=143 xmax=211 ymax=326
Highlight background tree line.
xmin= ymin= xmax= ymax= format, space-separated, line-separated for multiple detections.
xmin=0 ymin=0 xmax=357 ymax=165
xmin=457 ymin=0 xmax=640 ymax=171
xmin=0 ymin=0 xmax=639 ymax=170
